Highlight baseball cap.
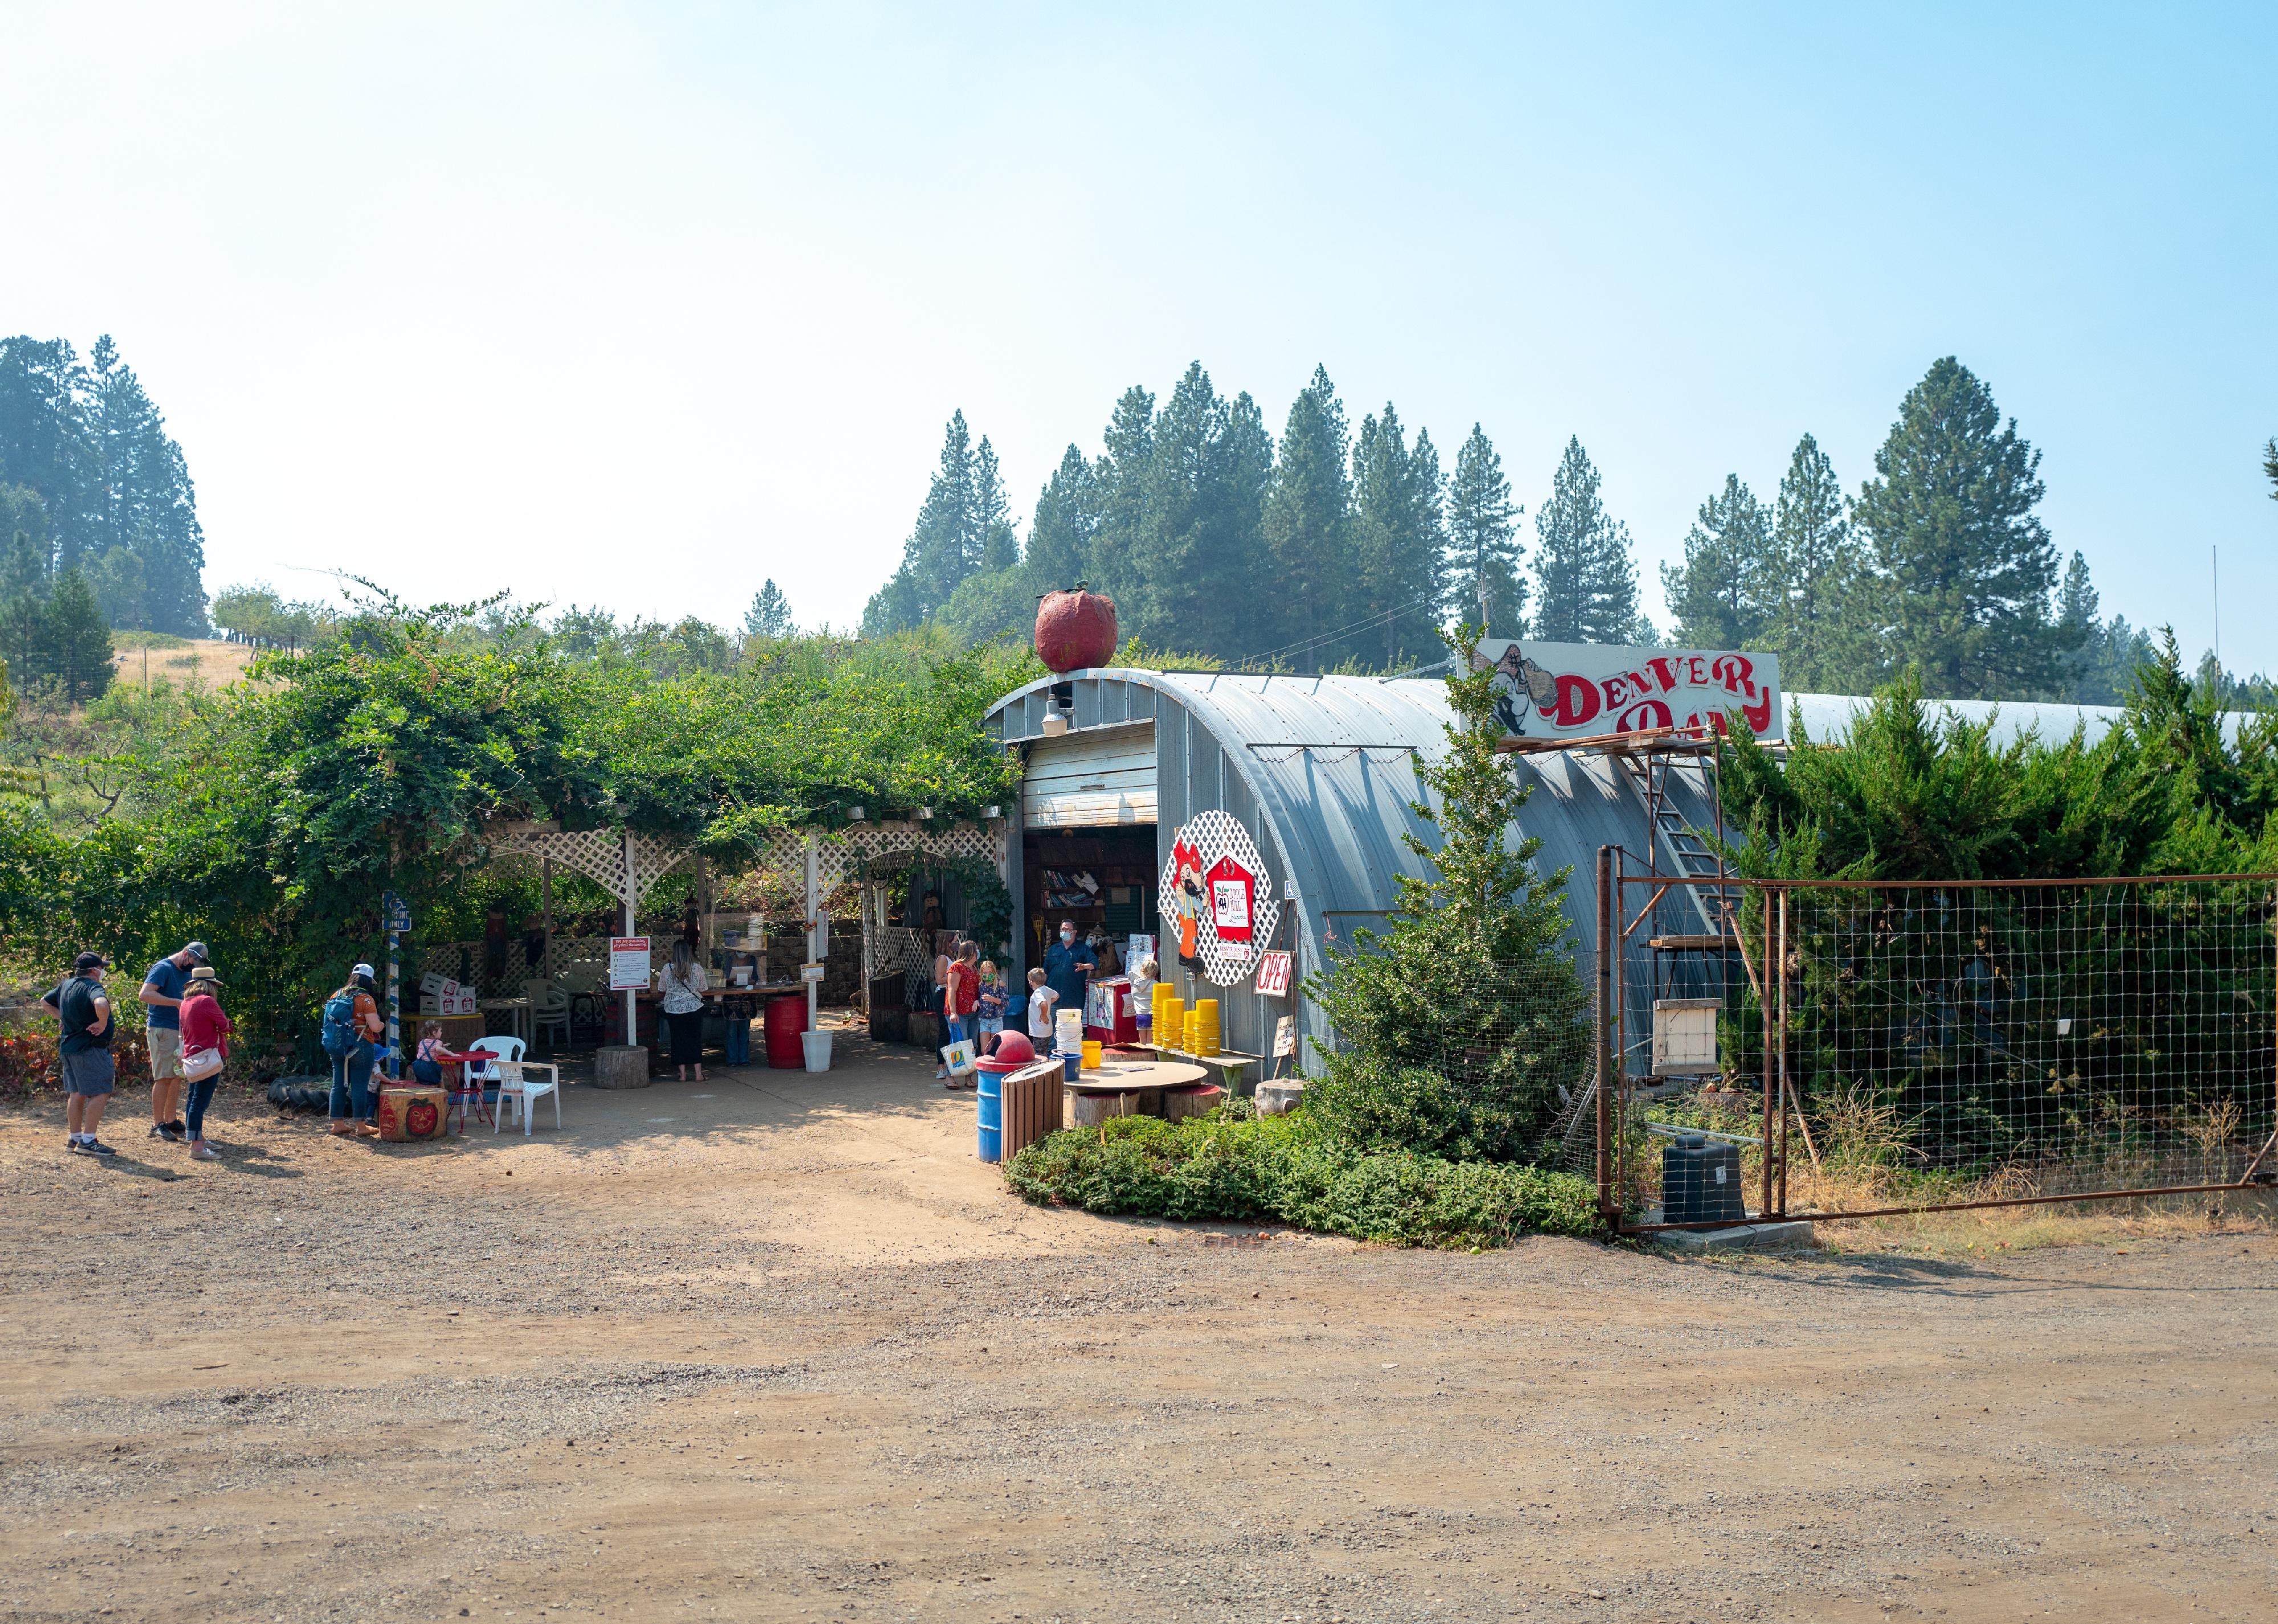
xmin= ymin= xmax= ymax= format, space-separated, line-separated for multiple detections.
xmin=74 ymin=950 xmax=109 ymax=971
xmin=182 ymin=940 xmax=210 ymax=963
xmin=351 ymin=961 xmax=376 ymax=980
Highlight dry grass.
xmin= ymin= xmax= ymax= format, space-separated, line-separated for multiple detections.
xmin=108 ymin=638 xmax=263 ymax=690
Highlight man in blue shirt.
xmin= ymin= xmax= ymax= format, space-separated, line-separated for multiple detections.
xmin=139 ymin=940 xmax=209 ymax=1143
xmin=1041 ymin=920 xmax=1096 ymax=1039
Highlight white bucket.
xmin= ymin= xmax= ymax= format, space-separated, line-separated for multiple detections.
xmin=801 ymin=1029 xmax=833 ymax=1073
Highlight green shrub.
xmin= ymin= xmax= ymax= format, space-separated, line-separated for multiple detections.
xmin=1004 ymin=1111 xmax=1596 ymax=1248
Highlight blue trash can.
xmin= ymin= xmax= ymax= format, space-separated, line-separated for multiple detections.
xmin=976 ymin=1067 xmax=1005 ymax=1162
xmin=1061 ymin=1052 xmax=1081 ymax=1082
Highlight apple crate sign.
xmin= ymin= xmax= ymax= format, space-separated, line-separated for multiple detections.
xmin=1470 ymin=639 xmax=1780 ymax=744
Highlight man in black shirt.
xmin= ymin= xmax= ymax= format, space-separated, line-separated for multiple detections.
xmin=43 ymin=952 xmax=117 ymax=1157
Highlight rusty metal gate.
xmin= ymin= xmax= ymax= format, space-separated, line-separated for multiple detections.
xmin=1592 ymin=848 xmax=2278 ymax=1231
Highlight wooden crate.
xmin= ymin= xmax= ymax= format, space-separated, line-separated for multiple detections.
xmin=999 ymin=1059 xmax=1065 ymax=1161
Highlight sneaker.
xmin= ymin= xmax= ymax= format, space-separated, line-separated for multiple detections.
xmin=190 ymin=1144 xmax=219 ymax=1162
xmin=70 ymin=1138 xmax=117 ymax=1157
xmin=151 ymin=1123 xmax=185 ymax=1142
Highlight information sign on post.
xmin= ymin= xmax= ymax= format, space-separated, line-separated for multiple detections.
xmin=381 ymin=890 xmax=411 ymax=932
xmin=800 ymin=962 xmax=825 ymax=984
xmin=1254 ymin=950 xmax=1293 ymax=998
xmin=609 ymin=936 xmax=653 ymax=991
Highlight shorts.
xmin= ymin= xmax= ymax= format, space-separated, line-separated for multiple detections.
xmin=977 ymin=1018 xmax=1003 ymax=1035
xmin=62 ymin=1048 xmax=117 ymax=1096
xmin=147 ymin=1026 xmax=184 ymax=1080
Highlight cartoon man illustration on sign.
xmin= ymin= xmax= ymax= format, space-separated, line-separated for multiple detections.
xmin=1171 ymin=836 xmax=1205 ymax=970
xmin=1472 ymin=641 xmax=1557 ymax=739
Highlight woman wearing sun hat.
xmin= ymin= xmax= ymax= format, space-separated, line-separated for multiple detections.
xmin=177 ymin=966 xmax=233 ymax=1162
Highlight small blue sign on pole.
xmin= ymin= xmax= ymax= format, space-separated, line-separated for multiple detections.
xmin=381 ymin=891 xmax=410 ymax=1078
xmin=382 ymin=890 xmax=411 ymax=931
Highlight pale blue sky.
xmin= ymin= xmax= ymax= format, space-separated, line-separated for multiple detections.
xmin=5 ymin=3 xmax=2273 ymax=667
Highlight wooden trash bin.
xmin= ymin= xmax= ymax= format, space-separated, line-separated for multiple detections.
xmin=999 ymin=1059 xmax=1066 ymax=1161
xmin=1162 ymin=1082 xmax=1223 ymax=1121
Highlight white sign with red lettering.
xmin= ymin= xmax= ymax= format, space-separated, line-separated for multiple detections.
xmin=1255 ymin=950 xmax=1293 ymax=998
xmin=1469 ymin=640 xmax=1780 ymax=744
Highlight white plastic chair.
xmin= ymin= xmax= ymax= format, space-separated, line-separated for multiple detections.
xmin=524 ymin=979 xmax=571 ymax=1050
xmin=474 ymin=1035 xmax=561 ymax=1136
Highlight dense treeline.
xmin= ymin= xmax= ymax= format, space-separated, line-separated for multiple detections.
xmin=865 ymin=356 xmax=2273 ymax=704
xmin=0 ymin=336 xmax=206 ymax=635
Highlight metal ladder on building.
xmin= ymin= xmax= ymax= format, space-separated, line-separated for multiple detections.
xmin=1619 ymin=749 xmax=1727 ymax=937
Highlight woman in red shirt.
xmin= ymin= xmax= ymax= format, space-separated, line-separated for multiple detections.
xmin=177 ymin=966 xmax=234 ymax=1163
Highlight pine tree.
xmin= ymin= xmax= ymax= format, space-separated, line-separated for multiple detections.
xmin=2264 ymin=437 xmax=2277 ymax=501
xmin=1764 ymin=433 xmax=1868 ymax=691
xmin=1530 ymin=438 xmax=1640 ymax=644
xmin=35 ymin=568 xmax=112 ymax=703
xmin=83 ymin=336 xmax=206 ymax=633
xmin=1853 ymin=358 xmax=2068 ymax=699
xmin=904 ymin=411 xmax=981 ymax=613
xmin=1661 ymin=474 xmax=1770 ymax=648
xmin=0 ymin=338 xmax=95 ymax=555
xmin=1261 ymin=366 xmax=1354 ymax=656
xmin=1347 ymin=406 xmax=1445 ymax=669
xmin=1086 ymin=385 xmax=1158 ymax=609
xmin=1116 ymin=365 xmax=1270 ymax=659
xmin=1306 ymin=629 xmax=1592 ymax=1161
xmin=742 ymin=579 xmax=794 ymax=639
xmin=973 ymin=436 xmax=1017 ymax=572
xmin=1444 ymin=425 xmax=1523 ymax=636
xmin=859 ymin=565 xmax=924 ymax=638
xmin=1023 ymin=445 xmax=1101 ymax=591
xmin=0 ymin=484 xmax=49 ymax=601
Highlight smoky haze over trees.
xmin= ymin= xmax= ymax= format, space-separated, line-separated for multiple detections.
xmin=0 ymin=336 xmax=207 ymax=638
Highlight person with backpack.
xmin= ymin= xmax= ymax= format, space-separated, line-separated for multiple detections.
xmin=322 ymin=964 xmax=385 ymax=1139
xmin=43 ymin=952 xmax=117 ymax=1157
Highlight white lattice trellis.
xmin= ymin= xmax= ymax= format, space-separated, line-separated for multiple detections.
xmin=487 ymin=824 xmax=697 ymax=911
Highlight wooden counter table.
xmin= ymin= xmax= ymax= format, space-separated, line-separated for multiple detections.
xmin=1061 ymin=1056 xmax=1209 ymax=1127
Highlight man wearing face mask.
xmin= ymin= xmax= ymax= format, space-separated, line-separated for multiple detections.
xmin=1041 ymin=920 xmax=1095 ymax=1031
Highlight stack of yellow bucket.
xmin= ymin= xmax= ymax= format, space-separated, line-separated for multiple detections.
xmin=1155 ymin=985 xmax=1183 ymax=1052
xmin=1191 ymin=997 xmax=1221 ymax=1058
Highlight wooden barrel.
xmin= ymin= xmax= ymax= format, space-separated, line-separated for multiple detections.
xmin=1162 ymin=1082 xmax=1223 ymax=1121
xmin=1068 ymin=1090 xmax=1138 ymax=1128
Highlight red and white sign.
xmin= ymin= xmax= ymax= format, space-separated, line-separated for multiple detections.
xmin=609 ymin=937 xmax=653 ymax=991
xmin=1206 ymin=855 xmax=1256 ymax=942
xmin=1471 ymin=640 xmax=1781 ymax=744
xmin=1254 ymin=950 xmax=1293 ymax=997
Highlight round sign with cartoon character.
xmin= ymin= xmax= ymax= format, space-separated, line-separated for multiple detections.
xmin=1159 ymin=811 xmax=1281 ymax=987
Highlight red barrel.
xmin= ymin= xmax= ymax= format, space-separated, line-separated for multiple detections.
xmin=764 ymin=994 xmax=808 ymax=1068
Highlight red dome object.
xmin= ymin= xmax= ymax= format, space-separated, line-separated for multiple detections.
xmin=992 ymin=1030 xmax=1037 ymax=1064
xmin=1034 ymin=589 xmax=1118 ymax=673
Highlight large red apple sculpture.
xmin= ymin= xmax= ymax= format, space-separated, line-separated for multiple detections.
xmin=1034 ymin=588 xmax=1118 ymax=673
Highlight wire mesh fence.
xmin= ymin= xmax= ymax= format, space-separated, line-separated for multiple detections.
xmin=1602 ymin=860 xmax=2278 ymax=1227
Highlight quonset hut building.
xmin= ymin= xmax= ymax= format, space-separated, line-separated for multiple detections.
xmin=984 ymin=666 xmax=2158 ymax=1081
xmin=984 ymin=667 xmax=1722 ymax=1075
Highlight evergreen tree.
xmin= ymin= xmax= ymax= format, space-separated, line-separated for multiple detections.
xmin=1444 ymin=424 xmax=1523 ymax=636
xmin=1347 ymin=405 xmax=1445 ymax=668
xmin=1261 ymin=366 xmax=1354 ymax=655
xmin=1116 ymin=365 xmax=1271 ymax=659
xmin=1086 ymin=385 xmax=1158 ymax=609
xmin=973 ymin=436 xmax=1018 ymax=572
xmin=83 ymin=337 xmax=206 ymax=633
xmin=1022 ymin=444 xmax=1101 ymax=590
xmin=0 ymin=484 xmax=50 ymax=602
xmin=859 ymin=565 xmax=924 ymax=638
xmin=2264 ymin=437 xmax=2277 ymax=501
xmin=742 ymin=579 xmax=794 ymax=639
xmin=1530 ymin=437 xmax=1641 ymax=644
xmin=0 ymin=338 xmax=93 ymax=550
xmin=34 ymin=568 xmax=112 ymax=703
xmin=1661 ymin=474 xmax=1770 ymax=647
xmin=1852 ymin=358 xmax=2071 ymax=699
xmin=1306 ymin=629 xmax=1592 ymax=1161
xmin=1764 ymin=433 xmax=1868 ymax=691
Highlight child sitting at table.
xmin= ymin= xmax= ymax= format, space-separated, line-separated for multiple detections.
xmin=976 ymin=961 xmax=1006 ymax=1056
xmin=410 ymin=1022 xmax=447 ymax=1086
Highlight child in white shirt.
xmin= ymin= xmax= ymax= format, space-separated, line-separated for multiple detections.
xmin=1026 ymin=966 xmax=1058 ymax=1045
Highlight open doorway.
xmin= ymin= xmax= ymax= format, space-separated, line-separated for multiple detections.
xmin=1023 ymin=824 xmax=1158 ymax=974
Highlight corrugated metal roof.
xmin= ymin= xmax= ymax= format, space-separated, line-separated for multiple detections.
xmin=1788 ymin=691 xmax=2253 ymax=748
xmin=989 ymin=670 xmax=1712 ymax=978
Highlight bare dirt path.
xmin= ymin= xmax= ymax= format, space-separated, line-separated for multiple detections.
xmin=4 ymin=1029 xmax=2275 ymax=1623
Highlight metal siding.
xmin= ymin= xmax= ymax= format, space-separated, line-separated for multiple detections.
xmin=983 ymin=667 xmax=1709 ymax=1077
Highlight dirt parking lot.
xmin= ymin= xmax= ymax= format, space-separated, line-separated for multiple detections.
xmin=4 ymin=1026 xmax=2276 ymax=1623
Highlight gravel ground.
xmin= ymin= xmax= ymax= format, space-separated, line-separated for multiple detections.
xmin=3 ymin=1027 xmax=2276 ymax=1623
